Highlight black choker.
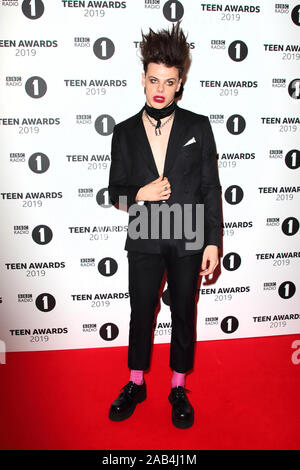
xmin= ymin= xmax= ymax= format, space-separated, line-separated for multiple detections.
xmin=144 ymin=101 xmax=176 ymax=135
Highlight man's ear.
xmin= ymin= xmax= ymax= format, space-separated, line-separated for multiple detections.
xmin=142 ymin=72 xmax=146 ymax=87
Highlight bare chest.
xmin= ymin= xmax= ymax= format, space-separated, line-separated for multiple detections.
xmin=143 ymin=114 xmax=173 ymax=175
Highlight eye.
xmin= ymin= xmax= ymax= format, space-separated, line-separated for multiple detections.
xmin=167 ymin=81 xmax=175 ymax=86
xmin=150 ymin=78 xmax=157 ymax=84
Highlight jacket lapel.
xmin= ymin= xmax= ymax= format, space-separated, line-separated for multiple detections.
xmin=163 ymin=105 xmax=188 ymax=177
xmin=133 ymin=109 xmax=159 ymax=177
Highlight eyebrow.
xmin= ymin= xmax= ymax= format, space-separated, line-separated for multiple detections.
xmin=148 ymin=75 xmax=177 ymax=81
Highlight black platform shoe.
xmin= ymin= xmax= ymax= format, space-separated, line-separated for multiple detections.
xmin=168 ymin=386 xmax=194 ymax=429
xmin=109 ymin=380 xmax=147 ymax=421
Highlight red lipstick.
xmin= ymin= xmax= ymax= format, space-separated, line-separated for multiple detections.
xmin=153 ymin=95 xmax=165 ymax=103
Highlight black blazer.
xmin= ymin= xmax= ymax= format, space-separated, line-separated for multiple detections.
xmin=108 ymin=103 xmax=222 ymax=257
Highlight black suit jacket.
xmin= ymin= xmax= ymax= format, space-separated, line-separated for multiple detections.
xmin=108 ymin=103 xmax=222 ymax=257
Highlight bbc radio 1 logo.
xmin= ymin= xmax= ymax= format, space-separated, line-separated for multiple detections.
xmin=76 ymin=114 xmax=115 ymax=135
xmin=210 ymin=40 xmax=248 ymax=61
xmin=22 ymin=0 xmax=44 ymax=19
xmin=265 ymin=216 xmax=300 ymax=237
xmin=268 ymin=148 xmax=300 ymax=170
xmin=79 ymin=187 xmax=111 ymax=206
xmin=82 ymin=323 xmax=120 ymax=342
xmin=264 ymin=280 xmax=297 ymax=299
xmin=10 ymin=152 xmax=50 ymax=172
xmin=74 ymin=37 xmax=115 ymax=60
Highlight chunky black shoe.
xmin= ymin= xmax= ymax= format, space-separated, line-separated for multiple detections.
xmin=109 ymin=380 xmax=147 ymax=421
xmin=168 ymin=386 xmax=194 ymax=429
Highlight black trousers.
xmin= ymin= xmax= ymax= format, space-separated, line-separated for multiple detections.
xmin=127 ymin=239 xmax=203 ymax=374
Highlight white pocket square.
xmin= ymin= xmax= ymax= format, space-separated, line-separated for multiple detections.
xmin=183 ymin=137 xmax=196 ymax=146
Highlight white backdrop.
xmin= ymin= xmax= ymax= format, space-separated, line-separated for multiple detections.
xmin=0 ymin=0 xmax=299 ymax=353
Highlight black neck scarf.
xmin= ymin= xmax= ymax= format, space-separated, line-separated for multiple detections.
xmin=144 ymin=100 xmax=176 ymax=134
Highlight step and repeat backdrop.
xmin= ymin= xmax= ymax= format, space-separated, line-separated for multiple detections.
xmin=0 ymin=0 xmax=299 ymax=354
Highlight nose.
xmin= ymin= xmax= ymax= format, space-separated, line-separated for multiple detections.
xmin=157 ymin=81 xmax=164 ymax=93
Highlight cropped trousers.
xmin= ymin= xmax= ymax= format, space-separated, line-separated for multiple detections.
xmin=127 ymin=238 xmax=203 ymax=374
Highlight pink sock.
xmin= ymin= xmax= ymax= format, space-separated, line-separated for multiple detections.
xmin=130 ymin=369 xmax=144 ymax=385
xmin=171 ymin=371 xmax=186 ymax=388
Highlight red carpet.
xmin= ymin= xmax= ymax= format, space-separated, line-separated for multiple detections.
xmin=0 ymin=334 xmax=299 ymax=450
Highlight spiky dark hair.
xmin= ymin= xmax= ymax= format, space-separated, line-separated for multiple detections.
xmin=140 ymin=22 xmax=189 ymax=78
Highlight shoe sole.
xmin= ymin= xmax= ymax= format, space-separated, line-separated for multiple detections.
xmin=108 ymin=388 xmax=147 ymax=422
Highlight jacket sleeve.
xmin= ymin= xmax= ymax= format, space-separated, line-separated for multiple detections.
xmin=108 ymin=124 xmax=143 ymax=208
xmin=200 ymin=117 xmax=222 ymax=248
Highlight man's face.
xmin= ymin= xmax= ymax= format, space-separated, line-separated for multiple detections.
xmin=142 ymin=62 xmax=182 ymax=109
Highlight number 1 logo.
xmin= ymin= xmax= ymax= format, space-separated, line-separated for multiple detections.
xmin=226 ymin=114 xmax=246 ymax=135
xmin=223 ymin=252 xmax=242 ymax=271
xmin=224 ymin=185 xmax=244 ymax=205
xmin=281 ymin=217 xmax=299 ymax=236
xmin=221 ymin=316 xmax=239 ymax=334
xmin=94 ymin=115 xmax=115 ymax=135
xmin=28 ymin=152 xmax=50 ymax=174
xmin=163 ymin=0 xmax=184 ymax=22
xmin=285 ymin=150 xmax=300 ymax=169
xmin=228 ymin=40 xmax=248 ymax=62
xmin=98 ymin=257 xmax=118 ymax=276
xmin=93 ymin=38 xmax=115 ymax=60
xmin=99 ymin=323 xmax=119 ymax=341
xmin=35 ymin=293 xmax=56 ymax=312
xmin=25 ymin=76 xmax=47 ymax=99
xmin=22 ymin=0 xmax=44 ymax=19
xmin=32 ymin=225 xmax=53 ymax=245
xmin=278 ymin=281 xmax=296 ymax=299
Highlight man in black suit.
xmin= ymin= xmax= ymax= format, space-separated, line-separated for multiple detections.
xmin=108 ymin=23 xmax=222 ymax=429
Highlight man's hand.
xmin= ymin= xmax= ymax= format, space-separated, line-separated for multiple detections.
xmin=200 ymin=245 xmax=219 ymax=276
xmin=136 ymin=174 xmax=171 ymax=202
